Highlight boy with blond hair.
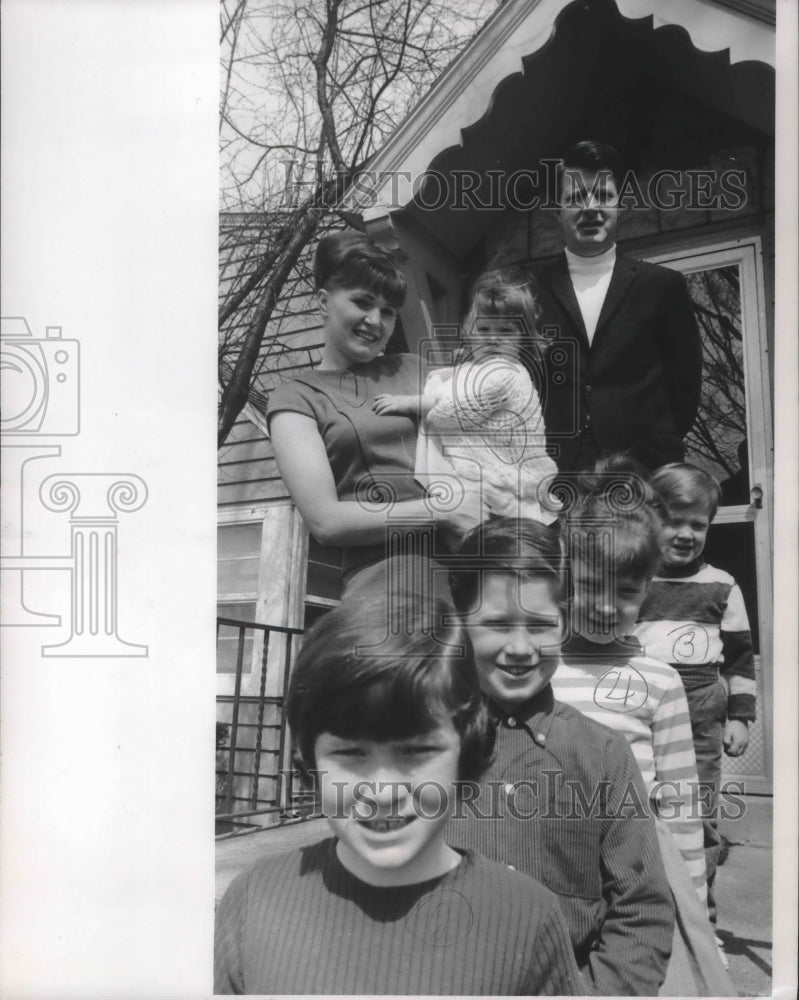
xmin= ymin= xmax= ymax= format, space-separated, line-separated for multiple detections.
xmin=634 ymin=462 xmax=756 ymax=936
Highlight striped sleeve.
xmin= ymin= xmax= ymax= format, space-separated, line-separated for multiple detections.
xmin=720 ymin=583 xmax=757 ymax=721
xmin=649 ymin=668 xmax=707 ymax=901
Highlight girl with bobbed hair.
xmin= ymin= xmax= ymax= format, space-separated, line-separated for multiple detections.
xmin=215 ymin=556 xmax=583 ymax=996
xmin=287 ymin=555 xmax=495 ymax=786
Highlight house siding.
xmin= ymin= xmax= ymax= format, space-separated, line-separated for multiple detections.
xmin=218 ymin=214 xmax=325 ymax=507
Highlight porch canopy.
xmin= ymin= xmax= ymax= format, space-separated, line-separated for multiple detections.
xmin=349 ymin=0 xmax=775 ymax=340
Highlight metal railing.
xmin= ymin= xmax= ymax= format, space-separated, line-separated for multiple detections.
xmin=216 ymin=616 xmax=316 ymax=838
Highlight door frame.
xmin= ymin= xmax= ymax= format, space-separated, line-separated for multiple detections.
xmin=639 ymin=233 xmax=773 ymax=791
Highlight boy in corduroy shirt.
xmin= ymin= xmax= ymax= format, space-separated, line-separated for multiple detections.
xmin=214 ymin=560 xmax=582 ymax=996
xmin=634 ymin=462 xmax=757 ymax=932
xmin=446 ymin=517 xmax=674 ymax=996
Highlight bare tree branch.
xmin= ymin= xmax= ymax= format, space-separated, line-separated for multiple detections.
xmin=218 ymin=0 xmax=500 ymax=445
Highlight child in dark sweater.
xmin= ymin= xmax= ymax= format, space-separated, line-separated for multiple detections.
xmin=214 ymin=560 xmax=583 ymax=996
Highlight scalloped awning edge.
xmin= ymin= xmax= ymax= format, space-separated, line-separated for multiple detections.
xmin=351 ymin=0 xmax=774 ymax=219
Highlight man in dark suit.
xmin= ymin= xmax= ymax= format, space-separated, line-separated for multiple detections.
xmin=532 ymin=141 xmax=703 ymax=472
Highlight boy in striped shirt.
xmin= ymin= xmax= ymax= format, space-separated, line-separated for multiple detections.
xmin=553 ymin=487 xmax=707 ymax=903
xmin=551 ymin=457 xmax=735 ymax=993
xmin=634 ymin=463 xmax=756 ymax=930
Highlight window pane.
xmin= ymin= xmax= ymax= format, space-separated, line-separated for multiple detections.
xmin=306 ymin=536 xmax=343 ymax=602
xmin=218 ymin=522 xmax=262 ymax=594
xmin=683 ymin=265 xmax=748 ymax=484
xmin=218 ymin=601 xmax=258 ymax=623
xmin=304 ymin=602 xmax=334 ymax=631
xmin=217 ymin=601 xmax=257 ymax=674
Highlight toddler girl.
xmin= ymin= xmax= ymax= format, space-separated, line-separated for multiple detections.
xmin=373 ymin=270 xmax=559 ymax=547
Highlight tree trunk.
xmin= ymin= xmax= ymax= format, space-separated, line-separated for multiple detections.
xmin=217 ymin=206 xmax=325 ymax=446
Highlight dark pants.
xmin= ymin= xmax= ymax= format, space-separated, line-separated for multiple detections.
xmin=681 ymin=671 xmax=727 ymax=927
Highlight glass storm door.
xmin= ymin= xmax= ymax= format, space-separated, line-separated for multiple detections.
xmin=647 ymin=237 xmax=773 ymax=793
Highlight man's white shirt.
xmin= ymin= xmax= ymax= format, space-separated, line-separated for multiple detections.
xmin=564 ymin=244 xmax=617 ymax=345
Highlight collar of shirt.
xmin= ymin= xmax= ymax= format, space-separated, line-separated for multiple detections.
xmin=564 ymin=244 xmax=617 ymax=274
xmin=655 ymin=557 xmax=706 ymax=580
xmin=487 ymin=684 xmax=557 ymax=746
xmin=563 ymin=633 xmax=643 ymax=658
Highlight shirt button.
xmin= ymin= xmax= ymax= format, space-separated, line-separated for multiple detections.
xmin=536 ymin=732 xmax=547 ymax=743
xmin=507 ymin=864 xmax=516 ymax=871
xmin=504 ymin=783 xmax=514 ymax=795
xmin=506 ymin=717 xmax=517 ymax=727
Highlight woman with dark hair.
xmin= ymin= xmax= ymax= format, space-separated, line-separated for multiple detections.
xmin=267 ymin=230 xmax=455 ymax=583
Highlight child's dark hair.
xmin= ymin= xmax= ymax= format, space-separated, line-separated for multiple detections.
xmin=651 ymin=462 xmax=721 ymax=520
xmin=286 ymin=557 xmax=494 ymax=783
xmin=462 ymin=269 xmax=543 ymax=368
xmin=314 ymin=230 xmax=406 ymax=309
xmin=449 ymin=517 xmax=565 ymax=615
xmin=566 ymin=454 xmax=662 ymax=580
xmin=557 ymin=139 xmax=626 ymax=199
